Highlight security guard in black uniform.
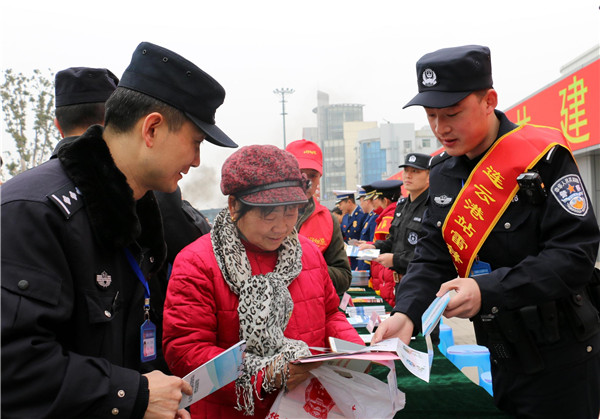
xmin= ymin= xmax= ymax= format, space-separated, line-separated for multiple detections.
xmin=373 ymin=45 xmax=600 ymax=418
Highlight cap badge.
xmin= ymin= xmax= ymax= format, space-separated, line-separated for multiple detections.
xmin=409 ymin=155 xmax=416 ymax=163
xmin=422 ymin=68 xmax=437 ymax=87
xmin=96 ymin=271 xmax=112 ymax=288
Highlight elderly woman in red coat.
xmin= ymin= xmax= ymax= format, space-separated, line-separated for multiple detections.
xmin=163 ymin=145 xmax=363 ymax=418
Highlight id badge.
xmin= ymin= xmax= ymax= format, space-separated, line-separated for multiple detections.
xmin=470 ymin=260 xmax=492 ymax=277
xmin=140 ymin=319 xmax=157 ymax=362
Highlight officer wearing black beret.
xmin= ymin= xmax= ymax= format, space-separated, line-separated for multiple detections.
xmin=374 ymin=45 xmax=600 ymax=418
xmin=52 ymin=66 xmax=119 ymax=156
xmin=2 ymin=42 xmax=237 ymax=418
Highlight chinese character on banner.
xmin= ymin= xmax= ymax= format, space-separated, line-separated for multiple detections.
xmin=559 ymin=75 xmax=590 ymax=143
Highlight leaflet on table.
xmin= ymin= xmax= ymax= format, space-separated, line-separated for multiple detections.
xmin=178 ymin=340 xmax=246 ymax=409
xmin=346 ymin=245 xmax=380 ymax=260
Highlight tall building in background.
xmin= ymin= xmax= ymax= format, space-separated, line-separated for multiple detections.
xmin=357 ymin=123 xmax=436 ymax=184
xmin=312 ymin=91 xmax=364 ymax=200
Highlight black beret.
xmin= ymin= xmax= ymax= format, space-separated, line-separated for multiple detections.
xmin=55 ymin=67 xmax=119 ymax=107
xmin=119 ymin=42 xmax=237 ymax=148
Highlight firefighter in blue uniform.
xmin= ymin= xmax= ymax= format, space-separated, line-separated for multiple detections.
xmin=357 ymin=186 xmax=378 ymax=271
xmin=335 ymin=190 xmax=367 ymax=269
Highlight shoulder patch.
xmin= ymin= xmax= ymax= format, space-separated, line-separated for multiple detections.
xmin=429 ymin=152 xmax=451 ymax=168
xmin=550 ymin=174 xmax=588 ymax=217
xmin=47 ymin=184 xmax=85 ymax=219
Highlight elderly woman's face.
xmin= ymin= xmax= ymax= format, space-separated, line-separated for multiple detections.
xmin=235 ymin=205 xmax=299 ymax=251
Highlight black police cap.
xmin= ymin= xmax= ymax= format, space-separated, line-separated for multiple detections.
xmin=55 ymin=67 xmax=119 ymax=107
xmin=403 ymin=45 xmax=493 ymax=109
xmin=368 ymin=179 xmax=403 ymax=192
xmin=399 ymin=153 xmax=431 ymax=170
xmin=119 ymin=42 xmax=237 ymax=148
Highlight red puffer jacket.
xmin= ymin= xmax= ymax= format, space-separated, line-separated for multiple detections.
xmin=163 ymin=234 xmax=363 ymax=418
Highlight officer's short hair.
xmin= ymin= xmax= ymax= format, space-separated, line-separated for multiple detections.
xmin=55 ymin=103 xmax=106 ymax=134
xmin=104 ymin=87 xmax=188 ymax=134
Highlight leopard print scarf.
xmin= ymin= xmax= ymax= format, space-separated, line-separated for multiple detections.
xmin=211 ymin=208 xmax=311 ymax=415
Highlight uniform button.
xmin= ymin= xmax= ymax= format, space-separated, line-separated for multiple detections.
xmin=436 ymin=221 xmax=442 ymax=227
xmin=117 ymin=390 xmax=125 ymax=398
xmin=491 ymin=307 xmax=499 ymax=314
xmin=504 ymin=222 xmax=511 ymax=229
xmin=587 ymin=345 xmax=593 ymax=353
xmin=17 ymin=280 xmax=29 ymax=290
xmin=112 ymin=408 xmax=119 ymax=415
xmin=104 ymin=310 xmax=112 ymax=318
xmin=149 ymin=256 xmax=155 ymax=263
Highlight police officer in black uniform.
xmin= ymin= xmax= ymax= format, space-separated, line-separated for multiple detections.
xmin=1 ymin=42 xmax=238 ymax=418
xmin=373 ymin=45 xmax=600 ymax=418
xmin=52 ymin=67 xmax=119 ymax=156
xmin=362 ymin=153 xmax=430 ymax=280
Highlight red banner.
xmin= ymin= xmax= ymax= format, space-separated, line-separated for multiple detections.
xmin=505 ymin=59 xmax=599 ymax=152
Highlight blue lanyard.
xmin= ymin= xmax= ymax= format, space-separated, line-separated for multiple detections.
xmin=124 ymin=248 xmax=151 ymax=311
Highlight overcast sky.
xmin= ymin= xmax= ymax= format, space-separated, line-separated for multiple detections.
xmin=2 ymin=0 xmax=599 ymax=209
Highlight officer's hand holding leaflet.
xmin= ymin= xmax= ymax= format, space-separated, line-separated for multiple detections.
xmin=437 ymin=277 xmax=482 ymax=319
xmin=374 ymin=253 xmax=394 ymax=269
xmin=144 ymin=371 xmax=192 ymax=419
xmin=358 ymin=242 xmax=375 ymax=251
xmin=371 ymin=312 xmax=414 ymax=346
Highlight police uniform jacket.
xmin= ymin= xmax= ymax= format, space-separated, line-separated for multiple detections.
xmin=374 ymin=190 xmax=428 ymax=275
xmin=341 ymin=205 xmax=367 ymax=242
xmin=1 ymin=125 xmax=168 ymax=418
xmin=393 ymin=110 xmax=600 ymax=372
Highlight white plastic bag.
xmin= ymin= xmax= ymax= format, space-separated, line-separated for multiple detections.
xmin=311 ymin=364 xmax=405 ymax=418
xmin=267 ymin=364 xmax=405 ymax=419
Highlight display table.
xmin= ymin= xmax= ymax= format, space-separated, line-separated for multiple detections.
xmin=348 ymin=287 xmax=510 ymax=418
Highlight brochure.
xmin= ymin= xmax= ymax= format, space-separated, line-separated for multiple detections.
xmin=346 ymin=245 xmax=380 ymax=260
xmin=179 ymin=340 xmax=246 ymax=409
xmin=421 ymin=292 xmax=451 ymax=337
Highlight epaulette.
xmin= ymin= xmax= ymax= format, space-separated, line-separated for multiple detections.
xmin=543 ymin=145 xmax=560 ymax=164
xmin=428 ymin=151 xmax=451 ymax=168
xmin=47 ymin=183 xmax=85 ymax=219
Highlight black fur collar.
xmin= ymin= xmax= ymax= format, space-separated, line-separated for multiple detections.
xmin=57 ymin=125 xmax=166 ymax=267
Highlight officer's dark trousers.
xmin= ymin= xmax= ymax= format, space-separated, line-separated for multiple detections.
xmin=492 ymin=352 xmax=600 ymax=419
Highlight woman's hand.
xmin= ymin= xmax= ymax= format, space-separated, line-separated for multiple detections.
xmin=281 ymin=362 xmax=323 ymax=391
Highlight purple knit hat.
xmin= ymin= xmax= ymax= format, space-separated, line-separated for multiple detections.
xmin=221 ymin=145 xmax=309 ymax=206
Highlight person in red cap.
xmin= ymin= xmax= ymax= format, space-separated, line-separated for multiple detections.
xmin=162 ymin=144 xmax=362 ymax=418
xmin=286 ymin=139 xmax=352 ymax=297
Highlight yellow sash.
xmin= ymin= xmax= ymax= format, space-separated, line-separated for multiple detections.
xmin=442 ymin=124 xmax=571 ymax=277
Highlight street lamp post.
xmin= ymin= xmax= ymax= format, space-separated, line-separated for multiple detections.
xmin=273 ymin=88 xmax=294 ymax=149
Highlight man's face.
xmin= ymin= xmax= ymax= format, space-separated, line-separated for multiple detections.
xmin=424 ymin=90 xmax=497 ymax=159
xmin=144 ymin=119 xmax=205 ymax=193
xmin=339 ymin=198 xmax=353 ymax=214
xmin=359 ymin=196 xmax=372 ymax=213
xmin=403 ymin=167 xmax=429 ymax=196
xmin=301 ymin=168 xmax=321 ymax=199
